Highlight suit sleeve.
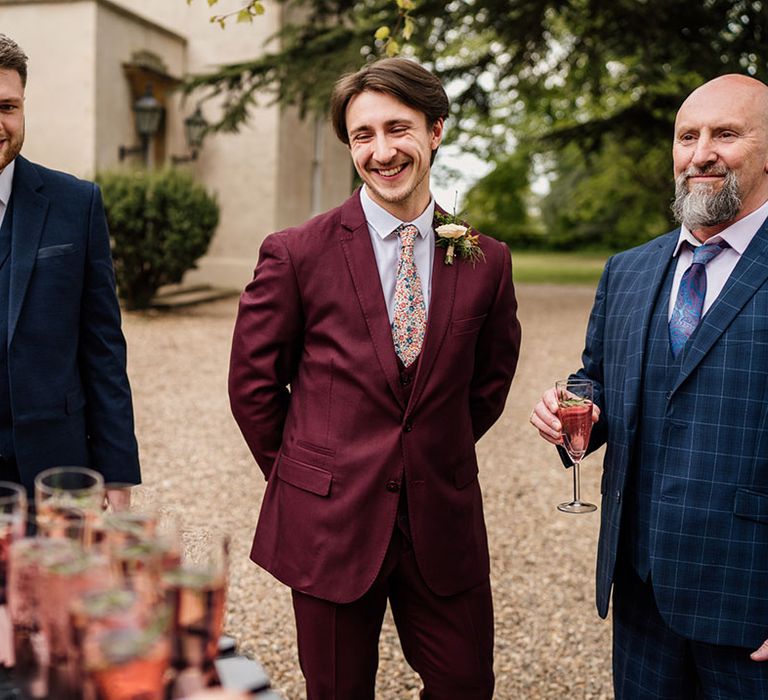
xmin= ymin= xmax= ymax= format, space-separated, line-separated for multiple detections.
xmin=575 ymin=256 xmax=609 ymax=453
xmin=470 ymin=242 xmax=522 ymax=441
xmin=557 ymin=257 xmax=611 ymax=466
xmin=228 ymin=233 xmax=303 ymax=480
xmin=79 ymin=184 xmax=140 ymax=484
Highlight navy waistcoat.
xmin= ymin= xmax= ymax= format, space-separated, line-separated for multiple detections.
xmin=0 ymin=196 xmax=14 ymax=454
xmin=624 ymin=259 xmax=684 ymax=579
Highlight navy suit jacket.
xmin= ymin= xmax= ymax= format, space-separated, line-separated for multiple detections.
xmin=6 ymin=156 xmax=139 ymax=492
xmin=578 ymin=218 xmax=768 ymax=648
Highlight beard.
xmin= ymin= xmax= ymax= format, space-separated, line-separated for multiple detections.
xmin=0 ymin=126 xmax=23 ymax=172
xmin=671 ymin=166 xmax=742 ymax=230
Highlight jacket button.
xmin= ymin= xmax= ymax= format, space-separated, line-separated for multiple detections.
xmin=386 ymin=480 xmax=400 ymax=493
xmin=404 ymin=420 xmax=413 ymax=432
xmin=400 ymin=373 xmax=412 ymax=386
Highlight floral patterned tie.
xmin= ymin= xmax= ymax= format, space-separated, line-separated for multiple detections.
xmin=669 ymin=240 xmax=729 ymax=357
xmin=392 ymin=224 xmax=426 ymax=367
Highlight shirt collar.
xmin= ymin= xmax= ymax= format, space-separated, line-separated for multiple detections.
xmin=0 ymin=160 xmax=16 ymax=209
xmin=359 ymin=185 xmax=435 ymax=240
xmin=673 ymin=198 xmax=768 ymax=257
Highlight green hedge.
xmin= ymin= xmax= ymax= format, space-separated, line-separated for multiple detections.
xmin=97 ymin=169 xmax=219 ymax=310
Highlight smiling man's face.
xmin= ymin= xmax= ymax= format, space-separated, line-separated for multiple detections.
xmin=672 ymin=74 xmax=768 ymax=237
xmin=0 ymin=67 xmax=23 ymax=172
xmin=346 ymin=89 xmax=443 ymax=222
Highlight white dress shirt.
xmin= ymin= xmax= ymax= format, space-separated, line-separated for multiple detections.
xmin=668 ymin=199 xmax=768 ymax=319
xmin=359 ymin=186 xmax=436 ymax=323
xmin=0 ymin=160 xmax=15 ymax=230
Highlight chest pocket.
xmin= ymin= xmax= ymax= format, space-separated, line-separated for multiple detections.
xmin=36 ymin=243 xmax=76 ymax=260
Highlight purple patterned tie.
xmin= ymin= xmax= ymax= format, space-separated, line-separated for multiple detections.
xmin=391 ymin=224 xmax=426 ymax=367
xmin=669 ymin=240 xmax=728 ymax=357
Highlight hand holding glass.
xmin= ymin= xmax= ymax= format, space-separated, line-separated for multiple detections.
xmin=555 ymin=379 xmax=597 ymax=513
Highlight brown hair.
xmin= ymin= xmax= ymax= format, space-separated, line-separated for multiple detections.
xmin=0 ymin=34 xmax=28 ymax=87
xmin=330 ymin=57 xmax=449 ymax=145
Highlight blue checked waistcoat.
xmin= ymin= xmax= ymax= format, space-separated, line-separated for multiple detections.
xmin=575 ymin=219 xmax=768 ymax=648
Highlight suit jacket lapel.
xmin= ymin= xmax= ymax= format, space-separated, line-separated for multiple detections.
xmin=623 ymin=232 xmax=678 ymax=431
xmin=8 ymin=156 xmax=48 ymax=343
xmin=339 ymin=192 xmax=405 ymax=410
xmin=672 ymin=223 xmax=768 ymax=395
xmin=408 ymin=242 xmax=457 ymax=412
xmin=0 ymin=195 xmax=12 ymax=270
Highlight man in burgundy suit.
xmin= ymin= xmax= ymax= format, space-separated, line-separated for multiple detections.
xmin=229 ymin=57 xmax=521 ymax=699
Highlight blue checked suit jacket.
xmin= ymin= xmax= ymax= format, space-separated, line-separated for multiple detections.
xmin=578 ymin=218 xmax=768 ymax=648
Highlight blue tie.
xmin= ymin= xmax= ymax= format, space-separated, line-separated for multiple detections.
xmin=669 ymin=241 xmax=728 ymax=357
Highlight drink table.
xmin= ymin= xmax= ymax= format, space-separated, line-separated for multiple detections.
xmin=0 ymin=634 xmax=281 ymax=699
xmin=214 ymin=635 xmax=282 ymax=698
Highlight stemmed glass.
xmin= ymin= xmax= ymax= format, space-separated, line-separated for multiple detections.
xmin=38 ymin=540 xmax=114 ymax=700
xmin=0 ymin=482 xmax=28 ymax=601
xmin=555 ymin=378 xmax=597 ymax=513
xmin=8 ymin=537 xmax=66 ymax=697
xmin=34 ymin=467 xmax=105 ymax=544
xmin=72 ymin=588 xmax=171 ymax=700
xmin=0 ymin=482 xmax=27 ymax=666
xmin=163 ymin=528 xmax=229 ymax=693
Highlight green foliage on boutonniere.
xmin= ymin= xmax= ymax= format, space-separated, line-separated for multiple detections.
xmin=433 ymin=211 xmax=485 ymax=266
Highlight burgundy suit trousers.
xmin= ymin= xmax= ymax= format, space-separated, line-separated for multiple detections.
xmin=291 ymin=519 xmax=495 ymax=700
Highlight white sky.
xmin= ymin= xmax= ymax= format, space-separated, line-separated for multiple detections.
xmin=430 ymin=144 xmax=492 ymax=211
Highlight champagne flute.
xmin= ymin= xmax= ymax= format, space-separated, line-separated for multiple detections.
xmin=555 ymin=378 xmax=597 ymax=513
xmin=72 ymin=588 xmax=171 ymax=700
xmin=35 ymin=467 xmax=105 ymax=545
xmin=0 ymin=482 xmax=27 ymax=666
xmin=9 ymin=537 xmax=64 ymax=698
xmin=38 ymin=541 xmax=114 ymax=700
xmin=85 ymin=624 xmax=171 ymax=700
xmin=0 ymin=482 xmax=27 ymax=602
xmin=163 ymin=528 xmax=228 ymax=689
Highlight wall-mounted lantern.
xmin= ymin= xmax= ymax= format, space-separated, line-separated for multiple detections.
xmin=172 ymin=107 xmax=208 ymax=164
xmin=119 ymin=84 xmax=164 ymax=164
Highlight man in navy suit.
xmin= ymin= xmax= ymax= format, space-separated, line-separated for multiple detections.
xmin=532 ymin=74 xmax=768 ymax=698
xmin=0 ymin=34 xmax=139 ymax=506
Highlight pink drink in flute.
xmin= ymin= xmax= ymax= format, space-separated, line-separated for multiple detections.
xmin=34 ymin=466 xmax=105 ymax=546
xmin=75 ymin=590 xmax=171 ymax=700
xmin=9 ymin=538 xmax=74 ymax=698
xmin=0 ymin=482 xmax=27 ymax=666
xmin=111 ymin=538 xmax=172 ymax=608
xmin=88 ymin=632 xmax=170 ymax=700
xmin=162 ymin=528 xmax=228 ymax=691
xmin=0 ymin=483 xmax=27 ymax=605
xmin=559 ymin=401 xmax=592 ymax=462
xmin=164 ymin=568 xmax=226 ymax=674
xmin=555 ymin=379 xmax=597 ymax=513
xmin=39 ymin=542 xmax=114 ymax=700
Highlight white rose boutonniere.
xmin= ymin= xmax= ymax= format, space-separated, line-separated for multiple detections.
xmin=434 ymin=214 xmax=485 ymax=266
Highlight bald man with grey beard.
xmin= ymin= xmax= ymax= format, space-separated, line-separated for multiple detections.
xmin=531 ymin=75 xmax=768 ymax=699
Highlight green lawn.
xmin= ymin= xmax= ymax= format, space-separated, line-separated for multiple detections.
xmin=510 ymin=250 xmax=610 ymax=285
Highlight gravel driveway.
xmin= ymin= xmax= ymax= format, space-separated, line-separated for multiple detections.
xmin=123 ymin=282 xmax=612 ymax=699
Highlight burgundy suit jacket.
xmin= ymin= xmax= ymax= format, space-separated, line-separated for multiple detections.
xmin=229 ymin=191 xmax=521 ymax=603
